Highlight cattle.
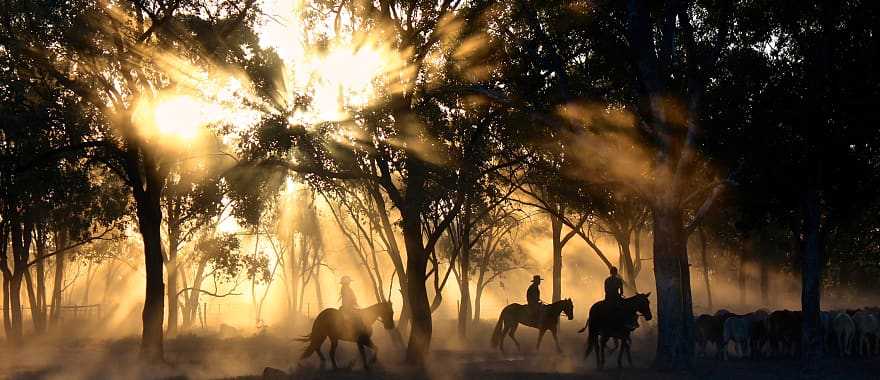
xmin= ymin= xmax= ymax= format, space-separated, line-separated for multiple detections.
xmin=696 ymin=314 xmax=724 ymax=358
xmin=853 ymin=310 xmax=879 ymax=356
xmin=723 ymin=315 xmax=752 ymax=360
xmin=820 ymin=311 xmax=837 ymax=353
xmin=747 ymin=310 xmax=770 ymax=358
xmin=766 ymin=310 xmax=800 ymax=357
xmin=832 ymin=312 xmax=856 ymax=357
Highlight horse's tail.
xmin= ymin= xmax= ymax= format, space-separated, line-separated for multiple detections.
xmin=490 ymin=311 xmax=505 ymax=348
xmin=578 ymin=318 xmax=589 ymax=334
xmin=583 ymin=320 xmax=597 ymax=359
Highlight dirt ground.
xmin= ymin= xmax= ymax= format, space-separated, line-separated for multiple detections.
xmin=2 ymin=319 xmax=878 ymax=380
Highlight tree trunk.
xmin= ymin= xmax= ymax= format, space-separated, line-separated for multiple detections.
xmin=698 ymin=228 xmax=713 ymax=311
xmin=24 ymin=269 xmax=45 ymax=333
xmin=550 ymin=215 xmax=563 ymax=302
xmin=8 ymin=219 xmax=32 ymax=343
xmin=402 ymin=219 xmax=430 ymax=364
xmin=651 ymin=202 xmax=695 ymax=370
xmin=801 ymin=190 xmax=823 ymax=366
xmin=50 ymin=230 xmax=67 ymax=327
xmin=739 ymin=235 xmax=749 ymax=307
xmin=183 ymin=260 xmax=207 ymax=329
xmin=402 ymin=159 xmax=431 ymax=365
xmin=369 ymin=185 xmax=409 ymax=324
xmin=134 ymin=185 xmax=166 ymax=362
xmin=314 ymin=264 xmax=324 ymax=310
xmin=618 ymin=234 xmax=638 ymax=294
xmin=9 ymin=272 xmax=23 ymax=342
xmin=2 ymin=273 xmax=10 ymax=337
xmin=457 ymin=213 xmax=472 ymax=339
xmin=166 ymin=229 xmax=180 ymax=337
xmin=759 ymin=237 xmax=769 ymax=306
xmin=474 ymin=268 xmax=487 ymax=322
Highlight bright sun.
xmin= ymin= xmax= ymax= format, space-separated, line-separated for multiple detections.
xmin=257 ymin=0 xmax=411 ymax=123
xmin=132 ymin=0 xmax=411 ymax=147
xmin=153 ymin=95 xmax=204 ymax=140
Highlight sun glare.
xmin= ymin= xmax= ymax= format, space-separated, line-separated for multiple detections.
xmin=256 ymin=0 xmax=412 ymax=124
xmin=153 ymin=96 xmax=204 ymax=140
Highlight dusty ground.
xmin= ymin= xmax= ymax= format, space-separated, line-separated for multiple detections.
xmin=2 ymin=320 xmax=878 ymax=379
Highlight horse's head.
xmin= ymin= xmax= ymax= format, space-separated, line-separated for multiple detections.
xmin=562 ymin=298 xmax=574 ymax=320
xmin=633 ymin=292 xmax=652 ymax=321
xmin=380 ymin=302 xmax=395 ymax=329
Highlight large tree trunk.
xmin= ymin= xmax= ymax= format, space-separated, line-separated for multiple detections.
xmin=801 ymin=191 xmax=823 ymax=365
xmin=134 ymin=182 xmax=166 ymax=362
xmin=800 ymin=0 xmax=837 ymax=369
xmin=402 ymin=160 xmax=431 ymax=365
xmin=651 ymin=201 xmax=695 ymax=370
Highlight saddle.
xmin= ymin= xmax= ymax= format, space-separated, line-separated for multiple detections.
xmin=340 ymin=308 xmax=366 ymax=336
xmin=529 ymin=303 xmax=548 ymax=325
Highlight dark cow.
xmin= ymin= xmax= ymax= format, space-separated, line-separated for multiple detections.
xmin=696 ymin=314 xmax=724 ymax=358
xmin=748 ymin=309 xmax=770 ymax=359
xmin=766 ymin=310 xmax=801 ymax=357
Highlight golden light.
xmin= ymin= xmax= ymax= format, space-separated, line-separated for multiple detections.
xmin=153 ymin=96 xmax=204 ymax=140
xmin=256 ymin=0 xmax=413 ymax=124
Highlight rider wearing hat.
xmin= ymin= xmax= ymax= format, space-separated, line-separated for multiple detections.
xmin=527 ymin=275 xmax=544 ymax=324
xmin=605 ymin=266 xmax=637 ymax=330
xmin=339 ymin=275 xmax=360 ymax=313
xmin=339 ymin=276 xmax=364 ymax=333
xmin=604 ymin=267 xmax=624 ymax=304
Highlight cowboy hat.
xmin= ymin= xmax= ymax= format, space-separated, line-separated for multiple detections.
xmin=340 ymin=276 xmax=353 ymax=284
xmin=531 ymin=275 xmax=543 ymax=283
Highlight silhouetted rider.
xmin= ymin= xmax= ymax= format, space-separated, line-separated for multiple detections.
xmin=527 ymin=275 xmax=544 ymax=325
xmin=604 ymin=267 xmax=624 ymax=303
xmin=605 ymin=266 xmax=637 ymax=330
xmin=339 ymin=276 xmax=360 ymax=312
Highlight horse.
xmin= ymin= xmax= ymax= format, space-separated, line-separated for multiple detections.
xmin=297 ymin=301 xmax=394 ymax=370
xmin=581 ymin=293 xmax=652 ymax=369
xmin=490 ymin=298 xmax=574 ymax=353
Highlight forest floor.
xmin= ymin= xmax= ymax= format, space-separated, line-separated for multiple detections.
xmin=1 ymin=320 xmax=878 ymax=380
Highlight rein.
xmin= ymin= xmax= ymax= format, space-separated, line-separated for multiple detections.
xmin=357 ymin=303 xmax=387 ymax=324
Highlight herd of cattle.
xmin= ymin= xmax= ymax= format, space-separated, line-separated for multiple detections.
xmin=695 ymin=308 xmax=880 ymax=359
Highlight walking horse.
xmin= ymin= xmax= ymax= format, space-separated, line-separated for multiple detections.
xmin=580 ymin=293 xmax=652 ymax=369
xmin=491 ymin=298 xmax=574 ymax=353
xmin=297 ymin=301 xmax=394 ymax=370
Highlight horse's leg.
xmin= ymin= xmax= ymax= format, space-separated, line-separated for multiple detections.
xmin=536 ymin=328 xmax=546 ymax=351
xmin=368 ymin=339 xmax=379 ymax=364
xmin=551 ymin=327 xmax=562 ymax=354
xmin=358 ymin=341 xmax=370 ymax=371
xmin=329 ymin=338 xmax=339 ymax=370
xmin=599 ymin=335 xmax=609 ymax=369
xmin=509 ymin=323 xmax=522 ymax=352
xmin=617 ymin=337 xmax=625 ymax=368
xmin=499 ymin=321 xmax=507 ymax=353
xmin=626 ymin=338 xmax=633 ymax=366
